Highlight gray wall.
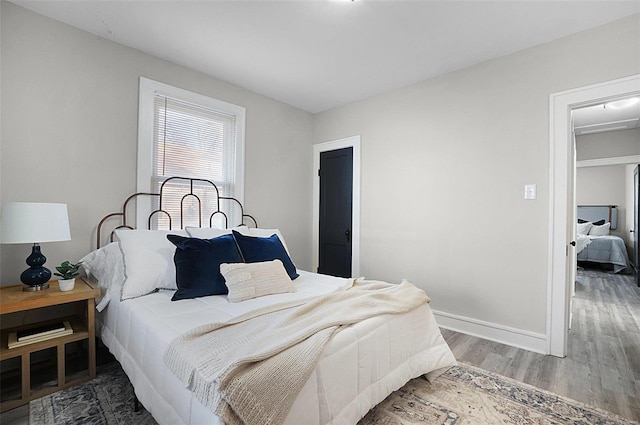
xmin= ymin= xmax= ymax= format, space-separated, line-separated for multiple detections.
xmin=313 ymin=14 xmax=640 ymax=335
xmin=577 ymin=128 xmax=640 ymax=160
xmin=576 ymin=165 xmax=628 ymax=241
xmin=2 ymin=2 xmax=639 ymax=343
xmin=575 ymin=128 xmax=640 ymax=245
xmin=0 ymin=3 xmax=314 ymax=285
xmin=625 ymin=163 xmax=637 ymax=249
xmin=0 ymin=2 xmax=3 ymax=279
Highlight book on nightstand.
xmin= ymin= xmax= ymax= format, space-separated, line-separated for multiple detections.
xmin=8 ymin=321 xmax=73 ymax=349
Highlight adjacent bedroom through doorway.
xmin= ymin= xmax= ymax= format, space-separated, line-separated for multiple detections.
xmin=568 ymin=96 xmax=640 ymax=411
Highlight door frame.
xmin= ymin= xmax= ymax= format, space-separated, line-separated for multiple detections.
xmin=548 ymin=74 xmax=640 ymax=357
xmin=313 ymin=136 xmax=361 ymax=277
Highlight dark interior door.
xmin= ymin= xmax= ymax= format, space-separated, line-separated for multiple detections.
xmin=635 ymin=165 xmax=639 ymax=286
xmin=319 ymin=147 xmax=353 ymax=277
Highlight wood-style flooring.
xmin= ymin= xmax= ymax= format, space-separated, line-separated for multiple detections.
xmin=2 ymin=268 xmax=638 ymax=424
xmin=441 ymin=267 xmax=640 ymax=422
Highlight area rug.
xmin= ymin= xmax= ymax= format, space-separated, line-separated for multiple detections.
xmin=30 ymin=362 xmax=635 ymax=425
xmin=359 ymin=363 xmax=637 ymax=425
xmin=29 ymin=362 xmax=156 ymax=425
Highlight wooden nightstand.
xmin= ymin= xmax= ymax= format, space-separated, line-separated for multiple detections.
xmin=0 ymin=277 xmax=100 ymax=412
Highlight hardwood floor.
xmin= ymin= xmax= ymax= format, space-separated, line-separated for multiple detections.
xmin=0 ymin=404 xmax=28 ymax=425
xmin=2 ymin=268 xmax=638 ymax=423
xmin=442 ymin=267 xmax=640 ymax=422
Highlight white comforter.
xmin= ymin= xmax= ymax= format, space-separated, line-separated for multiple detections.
xmin=98 ymin=271 xmax=456 ymax=425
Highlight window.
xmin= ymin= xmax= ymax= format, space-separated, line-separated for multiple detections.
xmin=137 ymin=77 xmax=245 ymax=229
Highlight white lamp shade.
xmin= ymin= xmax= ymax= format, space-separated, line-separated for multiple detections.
xmin=0 ymin=202 xmax=71 ymax=244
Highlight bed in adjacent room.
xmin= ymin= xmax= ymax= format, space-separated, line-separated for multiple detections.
xmin=576 ymin=205 xmax=631 ymax=273
xmin=84 ymin=177 xmax=456 ymax=425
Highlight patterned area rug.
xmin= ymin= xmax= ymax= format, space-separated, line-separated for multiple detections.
xmin=30 ymin=362 xmax=156 ymax=425
xmin=30 ymin=362 xmax=635 ymax=425
xmin=360 ymin=363 xmax=637 ymax=425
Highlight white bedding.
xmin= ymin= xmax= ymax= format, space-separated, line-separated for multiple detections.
xmin=98 ymin=270 xmax=456 ymax=425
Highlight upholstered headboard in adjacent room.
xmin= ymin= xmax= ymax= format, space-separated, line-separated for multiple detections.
xmin=577 ymin=205 xmax=617 ymax=230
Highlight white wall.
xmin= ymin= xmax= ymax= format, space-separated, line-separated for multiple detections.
xmin=0 ymin=3 xmax=314 ymax=285
xmin=314 ymin=13 xmax=640 ymax=344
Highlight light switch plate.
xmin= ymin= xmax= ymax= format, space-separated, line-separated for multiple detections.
xmin=524 ymin=184 xmax=536 ymax=200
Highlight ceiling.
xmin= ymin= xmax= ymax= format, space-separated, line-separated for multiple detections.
xmin=10 ymin=1 xmax=640 ymax=113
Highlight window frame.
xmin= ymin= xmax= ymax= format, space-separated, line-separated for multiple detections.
xmin=136 ymin=77 xmax=246 ymax=228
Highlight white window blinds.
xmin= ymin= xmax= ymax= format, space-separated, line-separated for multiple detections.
xmin=153 ymin=94 xmax=237 ymax=188
xmin=146 ymin=90 xmax=243 ymax=229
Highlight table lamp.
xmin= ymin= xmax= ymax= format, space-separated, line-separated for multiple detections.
xmin=0 ymin=202 xmax=71 ymax=291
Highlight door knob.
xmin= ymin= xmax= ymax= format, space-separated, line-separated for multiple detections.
xmin=570 ymin=241 xmax=576 ymax=246
xmin=345 ymin=229 xmax=351 ymax=242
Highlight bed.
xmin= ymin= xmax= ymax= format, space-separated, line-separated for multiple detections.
xmin=576 ymin=205 xmax=631 ymax=273
xmin=86 ymin=177 xmax=457 ymax=425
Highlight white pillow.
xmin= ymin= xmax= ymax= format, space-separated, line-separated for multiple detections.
xmin=577 ymin=222 xmax=592 ymax=236
xmin=80 ymin=242 xmax=125 ymax=311
xmin=220 ymin=260 xmax=295 ymax=303
xmin=185 ymin=226 xmax=233 ymax=239
xmin=589 ymin=222 xmax=610 ymax=236
xmin=115 ymin=229 xmax=187 ymax=300
xmin=234 ymin=227 xmax=291 ymax=255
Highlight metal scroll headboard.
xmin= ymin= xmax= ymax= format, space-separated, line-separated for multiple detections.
xmin=97 ymin=177 xmax=257 ymax=248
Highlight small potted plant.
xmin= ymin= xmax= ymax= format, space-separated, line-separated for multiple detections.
xmin=54 ymin=261 xmax=82 ymax=291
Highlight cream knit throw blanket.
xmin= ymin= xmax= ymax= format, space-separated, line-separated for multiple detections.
xmin=164 ymin=279 xmax=430 ymax=425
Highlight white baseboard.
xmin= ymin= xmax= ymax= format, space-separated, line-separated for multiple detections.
xmin=433 ymin=310 xmax=548 ymax=354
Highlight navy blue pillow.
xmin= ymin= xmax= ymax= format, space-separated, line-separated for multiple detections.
xmin=232 ymin=230 xmax=299 ymax=280
xmin=577 ymin=218 xmax=605 ymax=226
xmin=167 ymin=234 xmax=242 ymax=301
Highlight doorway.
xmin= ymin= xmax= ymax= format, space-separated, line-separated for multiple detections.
xmin=312 ymin=136 xmax=361 ymax=277
xmin=570 ymin=99 xmax=640 ymax=373
xmin=548 ymin=74 xmax=640 ymax=357
xmin=318 ymin=147 xmax=353 ymax=277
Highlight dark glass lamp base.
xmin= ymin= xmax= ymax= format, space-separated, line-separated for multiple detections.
xmin=20 ymin=244 xmax=52 ymax=292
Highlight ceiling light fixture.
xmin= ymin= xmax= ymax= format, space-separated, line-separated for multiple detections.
xmin=605 ymin=97 xmax=640 ymax=109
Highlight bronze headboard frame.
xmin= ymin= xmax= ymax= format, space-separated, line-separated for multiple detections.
xmin=96 ymin=176 xmax=257 ymax=248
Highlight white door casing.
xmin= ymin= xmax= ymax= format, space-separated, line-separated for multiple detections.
xmin=548 ymin=74 xmax=640 ymax=357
